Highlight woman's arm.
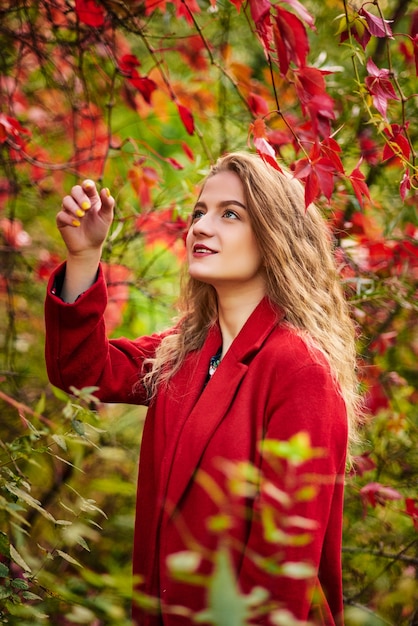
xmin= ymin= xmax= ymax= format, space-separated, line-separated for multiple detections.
xmin=45 ymin=180 xmax=161 ymax=405
xmin=45 ymin=264 xmax=163 ymax=405
xmin=56 ymin=179 xmax=114 ymax=303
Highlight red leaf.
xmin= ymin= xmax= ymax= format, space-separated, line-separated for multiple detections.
xmin=359 ymin=7 xmax=393 ymax=38
xmin=365 ymin=58 xmax=399 ymax=119
xmin=165 ymin=157 xmax=184 ymax=170
xmin=314 ymin=158 xmax=335 ymax=201
xmin=135 ymin=207 xmax=187 ymax=252
xmin=321 ymin=137 xmax=345 ymax=174
xmin=176 ymin=35 xmax=209 ymax=71
xmin=249 ymin=0 xmax=272 ymax=55
xmin=304 ymin=170 xmax=319 ymax=207
xmin=351 ymin=453 xmax=376 ymax=477
xmin=35 ymin=251 xmax=63 ymax=282
xmin=274 ymin=7 xmax=309 ymax=75
xmin=175 ymin=0 xmax=201 ymax=24
xmin=293 ymin=155 xmax=320 ymax=206
xmin=248 ymin=92 xmax=269 ymax=116
xmin=273 ymin=21 xmax=290 ymax=76
xmin=340 ymin=17 xmax=371 ymax=50
xmin=306 ymin=93 xmax=335 ymax=138
xmin=293 ymin=144 xmax=336 ymax=204
xmin=348 ymin=161 xmax=371 ymax=207
xmin=181 ymin=142 xmax=195 ymax=162
xmin=360 ymin=482 xmax=402 ymax=508
xmin=413 ymin=33 xmax=418 ymax=76
xmin=0 ymin=218 xmax=31 ymax=248
xmin=128 ymin=163 xmax=159 ymax=208
xmin=359 ymin=131 xmax=380 ymax=166
xmin=363 ymin=375 xmax=389 ymax=414
xmin=370 ymin=331 xmax=397 ymax=355
xmin=393 ymin=239 xmax=418 ymax=269
xmin=118 ymin=56 xmax=157 ymax=104
xmin=0 ymin=113 xmax=31 ymax=148
xmin=250 ymin=118 xmax=268 ymax=140
xmin=248 ymin=0 xmax=270 ymax=25
xmin=400 ymin=170 xmax=411 ymax=201
xmin=145 ymin=0 xmax=200 ymax=23
xmin=253 ymin=137 xmax=281 ymax=171
xmin=292 ymin=157 xmax=312 ymax=181
xmin=119 ymin=54 xmax=141 ymax=74
xmin=405 ymin=498 xmax=418 ymax=530
xmin=267 ymin=128 xmax=293 ymax=149
xmin=75 ymin=0 xmax=105 ymax=27
xmin=145 ymin=0 xmax=168 ymax=14
xmin=293 ymin=66 xmax=326 ymax=104
xmin=229 ymin=0 xmax=244 ymax=11
xmin=177 ymin=103 xmax=195 ymax=135
xmin=281 ymin=0 xmax=315 ymax=30
xmin=382 ymin=124 xmax=411 ymax=162
xmin=129 ymin=73 xmax=157 ymax=104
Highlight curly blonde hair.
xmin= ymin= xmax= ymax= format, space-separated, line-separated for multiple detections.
xmin=142 ymin=151 xmax=362 ymax=447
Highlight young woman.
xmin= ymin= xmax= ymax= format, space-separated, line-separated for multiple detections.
xmin=45 ymin=151 xmax=360 ymax=625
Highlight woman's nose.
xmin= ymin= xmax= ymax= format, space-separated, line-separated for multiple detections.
xmin=192 ymin=213 xmax=214 ymax=236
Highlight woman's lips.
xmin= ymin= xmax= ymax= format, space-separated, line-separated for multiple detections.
xmin=193 ymin=244 xmax=217 ymax=255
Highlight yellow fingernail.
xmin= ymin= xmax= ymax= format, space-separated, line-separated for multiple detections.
xmin=76 ymin=209 xmax=85 ymax=217
xmin=72 ymin=219 xmax=81 ymax=227
xmin=105 ymin=187 xmax=111 ymax=198
xmin=81 ymin=201 xmax=91 ymax=211
xmin=83 ymin=180 xmax=94 ymax=189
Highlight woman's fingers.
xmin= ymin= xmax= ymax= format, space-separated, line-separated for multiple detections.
xmin=57 ymin=197 xmax=84 ymax=228
xmin=99 ymin=186 xmax=115 ymax=216
xmin=58 ymin=181 xmax=114 ymax=229
xmin=81 ymin=179 xmax=100 ymax=210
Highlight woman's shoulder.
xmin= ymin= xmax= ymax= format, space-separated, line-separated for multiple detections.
xmin=262 ymin=322 xmax=331 ymax=372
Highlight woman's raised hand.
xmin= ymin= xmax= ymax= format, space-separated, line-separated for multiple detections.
xmin=57 ymin=180 xmax=115 ymax=257
xmin=57 ymin=180 xmax=115 ymax=303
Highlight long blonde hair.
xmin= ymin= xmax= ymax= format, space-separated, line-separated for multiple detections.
xmin=142 ymin=151 xmax=362 ymax=447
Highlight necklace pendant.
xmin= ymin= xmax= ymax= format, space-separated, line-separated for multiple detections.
xmin=209 ymin=353 xmax=221 ymax=377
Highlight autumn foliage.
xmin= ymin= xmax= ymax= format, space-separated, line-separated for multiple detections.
xmin=0 ymin=0 xmax=417 ymax=624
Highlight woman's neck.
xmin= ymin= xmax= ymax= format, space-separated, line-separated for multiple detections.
xmin=216 ymin=285 xmax=266 ymax=357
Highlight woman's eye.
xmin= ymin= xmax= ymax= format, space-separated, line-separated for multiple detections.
xmin=223 ymin=209 xmax=239 ymax=219
xmin=191 ymin=209 xmax=205 ymax=221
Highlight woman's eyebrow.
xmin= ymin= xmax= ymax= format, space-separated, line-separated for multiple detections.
xmin=193 ymin=199 xmax=247 ymax=210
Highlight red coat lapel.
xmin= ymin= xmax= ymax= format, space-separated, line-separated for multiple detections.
xmin=161 ymin=297 xmax=283 ymax=516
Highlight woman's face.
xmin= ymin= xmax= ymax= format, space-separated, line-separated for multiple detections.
xmin=186 ymin=170 xmax=265 ymax=295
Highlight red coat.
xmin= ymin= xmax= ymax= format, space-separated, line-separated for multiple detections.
xmin=45 ymin=264 xmax=347 ymax=626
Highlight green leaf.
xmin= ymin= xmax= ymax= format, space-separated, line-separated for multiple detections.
xmin=6 ymin=484 xmax=56 ymax=523
xmin=51 ymin=434 xmax=67 ymax=451
xmin=71 ymin=418 xmax=85 ymax=436
xmin=263 ymin=432 xmax=323 ymax=465
xmin=10 ymin=545 xmax=31 ymax=573
xmin=280 ymin=561 xmax=316 ymax=580
xmin=0 ymin=531 xmax=10 ymax=558
xmin=22 ymin=591 xmax=43 ymax=601
xmin=0 ymin=587 xmax=12 ymax=600
xmin=166 ymin=550 xmax=201 ymax=575
xmin=51 ymin=385 xmax=70 ymax=402
xmin=11 ymin=578 xmax=29 ymax=590
xmin=76 ymin=536 xmax=91 ymax=552
xmin=56 ymin=549 xmax=82 ymax=568
xmin=207 ymin=546 xmax=248 ymax=626
xmin=35 ymin=393 xmax=46 ymax=416
xmin=0 ymin=561 xmax=9 ymax=577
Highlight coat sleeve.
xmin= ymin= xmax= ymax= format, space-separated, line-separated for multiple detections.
xmin=237 ymin=357 xmax=347 ymax=624
xmin=44 ymin=263 xmax=163 ymax=405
